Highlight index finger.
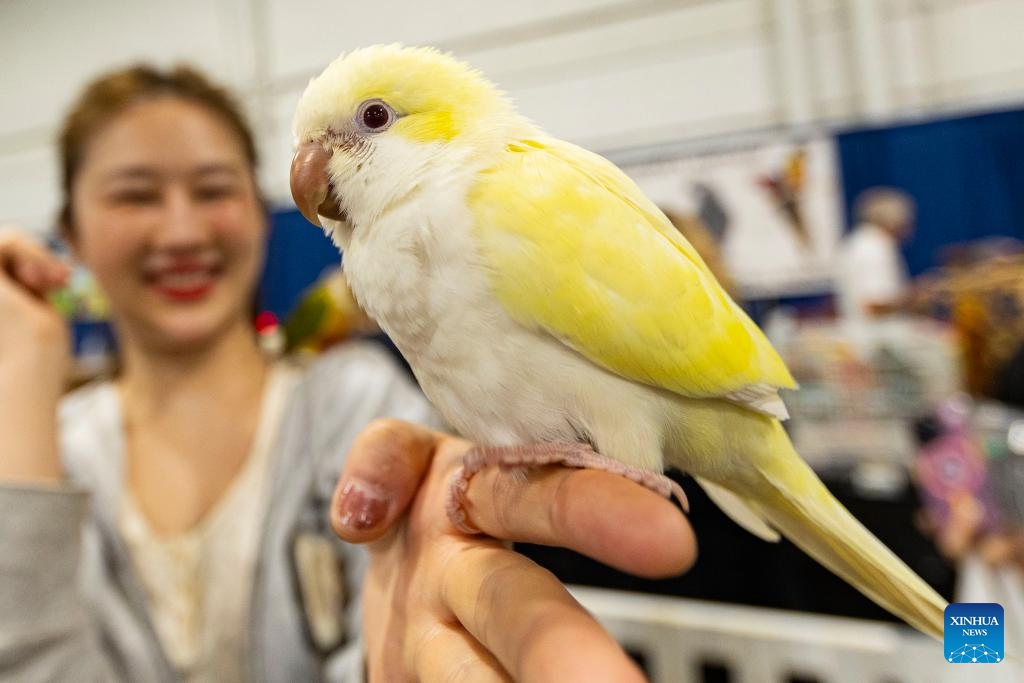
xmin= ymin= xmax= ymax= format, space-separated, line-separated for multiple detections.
xmin=0 ymin=231 xmax=70 ymax=294
xmin=463 ymin=465 xmax=697 ymax=579
xmin=330 ymin=419 xmax=447 ymax=543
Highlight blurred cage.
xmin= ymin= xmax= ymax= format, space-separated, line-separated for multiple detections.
xmin=765 ymin=316 xmax=963 ymax=469
xmin=572 ymin=586 xmax=1023 ymax=683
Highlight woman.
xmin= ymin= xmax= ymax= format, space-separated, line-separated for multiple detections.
xmin=0 ymin=65 xmax=695 ymax=681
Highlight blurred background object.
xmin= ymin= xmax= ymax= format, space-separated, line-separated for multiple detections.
xmin=3 ymin=0 xmax=1024 ymax=679
xmin=835 ymin=187 xmax=916 ymax=321
xmin=43 ymin=238 xmax=117 ymax=385
xmin=912 ymin=243 xmax=1024 ymax=397
xmin=281 ymin=267 xmax=376 ymax=356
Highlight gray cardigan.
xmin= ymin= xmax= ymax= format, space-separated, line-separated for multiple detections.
xmin=0 ymin=343 xmax=437 ymax=682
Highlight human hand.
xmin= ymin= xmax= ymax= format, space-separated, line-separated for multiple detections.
xmin=332 ymin=419 xmax=696 ymax=682
xmin=0 ymin=229 xmax=71 ymax=374
xmin=0 ymin=228 xmax=72 ymax=482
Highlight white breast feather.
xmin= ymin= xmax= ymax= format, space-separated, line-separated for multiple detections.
xmin=335 ymin=139 xmax=672 ymax=471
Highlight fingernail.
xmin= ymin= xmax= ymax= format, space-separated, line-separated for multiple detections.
xmin=24 ymin=261 xmax=43 ymax=285
xmin=335 ymin=480 xmax=389 ymax=531
xmin=51 ymin=263 xmax=71 ymax=281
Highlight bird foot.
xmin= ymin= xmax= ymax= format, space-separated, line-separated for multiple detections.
xmin=446 ymin=441 xmax=688 ymax=534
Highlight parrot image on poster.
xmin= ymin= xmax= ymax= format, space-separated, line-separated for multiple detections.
xmin=289 ymin=45 xmax=946 ymax=638
xmin=692 ymin=182 xmax=729 ymax=244
xmin=757 ymin=149 xmax=811 ymax=250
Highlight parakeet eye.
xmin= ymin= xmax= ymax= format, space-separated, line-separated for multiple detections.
xmin=357 ymin=100 xmax=395 ymax=132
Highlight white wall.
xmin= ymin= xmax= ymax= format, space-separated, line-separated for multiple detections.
xmin=2 ymin=0 xmax=1023 ymax=234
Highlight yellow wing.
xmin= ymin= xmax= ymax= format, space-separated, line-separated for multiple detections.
xmin=468 ymin=137 xmax=796 ymax=404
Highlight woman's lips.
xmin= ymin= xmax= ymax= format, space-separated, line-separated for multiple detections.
xmin=146 ymin=265 xmax=220 ymax=302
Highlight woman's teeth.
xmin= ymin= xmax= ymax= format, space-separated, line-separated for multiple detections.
xmin=157 ymin=271 xmax=212 ymax=287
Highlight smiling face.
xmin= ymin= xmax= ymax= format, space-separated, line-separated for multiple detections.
xmin=68 ymin=97 xmax=267 ymax=353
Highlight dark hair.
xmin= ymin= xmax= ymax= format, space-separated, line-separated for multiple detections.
xmin=58 ymin=64 xmax=260 ymax=231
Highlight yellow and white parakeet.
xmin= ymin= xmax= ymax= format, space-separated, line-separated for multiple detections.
xmin=289 ymin=45 xmax=946 ymax=638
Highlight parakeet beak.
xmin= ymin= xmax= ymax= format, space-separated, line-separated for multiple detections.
xmin=290 ymin=141 xmax=346 ymax=227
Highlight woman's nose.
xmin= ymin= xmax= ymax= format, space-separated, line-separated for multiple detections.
xmin=153 ymin=185 xmax=208 ymax=248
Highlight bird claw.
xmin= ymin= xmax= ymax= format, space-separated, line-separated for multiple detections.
xmin=445 ymin=442 xmax=688 ymax=534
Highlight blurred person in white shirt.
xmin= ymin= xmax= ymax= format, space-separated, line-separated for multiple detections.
xmin=836 ymin=187 xmax=916 ymax=322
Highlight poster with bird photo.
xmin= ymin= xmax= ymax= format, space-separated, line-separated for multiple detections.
xmin=623 ymin=137 xmax=844 ymax=300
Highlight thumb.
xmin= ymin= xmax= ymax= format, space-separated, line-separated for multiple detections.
xmin=330 ymin=418 xmax=441 ymax=543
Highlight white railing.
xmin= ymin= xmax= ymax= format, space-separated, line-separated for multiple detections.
xmin=570 ymin=586 xmax=1022 ymax=683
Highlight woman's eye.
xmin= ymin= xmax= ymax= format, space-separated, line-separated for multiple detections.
xmin=111 ymin=189 xmax=159 ymax=205
xmin=195 ymin=184 xmax=236 ymax=201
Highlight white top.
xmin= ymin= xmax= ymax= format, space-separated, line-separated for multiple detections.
xmin=118 ymin=362 xmax=299 ymax=682
xmin=835 ymin=223 xmax=909 ymax=321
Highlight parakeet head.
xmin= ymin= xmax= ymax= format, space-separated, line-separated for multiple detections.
xmin=290 ymin=44 xmax=526 ymax=243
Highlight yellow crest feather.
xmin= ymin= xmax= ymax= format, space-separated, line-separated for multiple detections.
xmin=294 ymin=44 xmax=517 ymax=145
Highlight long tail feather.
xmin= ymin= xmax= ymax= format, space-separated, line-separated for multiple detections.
xmin=732 ymin=435 xmax=947 ymax=639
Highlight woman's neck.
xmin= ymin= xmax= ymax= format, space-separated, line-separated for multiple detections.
xmin=117 ymin=321 xmax=270 ymax=420
xmin=115 ymin=321 xmax=274 ymax=535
